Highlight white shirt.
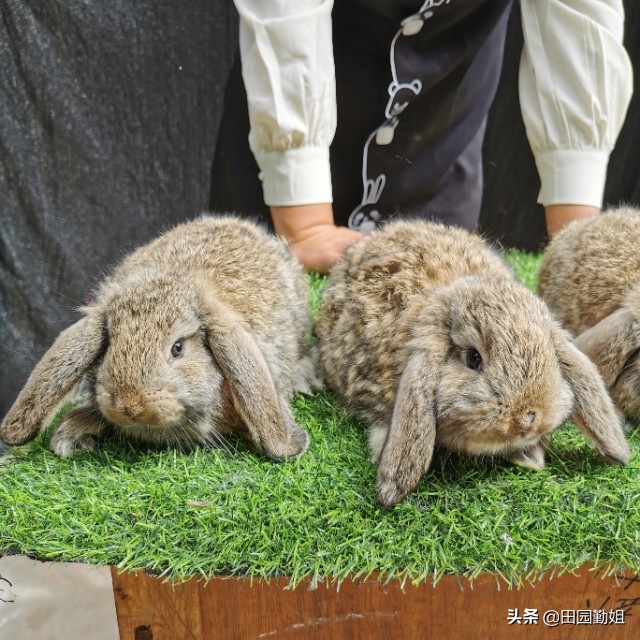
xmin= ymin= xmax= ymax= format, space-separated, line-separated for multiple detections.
xmin=234 ymin=0 xmax=633 ymax=210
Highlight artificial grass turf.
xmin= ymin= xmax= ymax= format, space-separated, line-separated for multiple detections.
xmin=0 ymin=251 xmax=638 ymax=586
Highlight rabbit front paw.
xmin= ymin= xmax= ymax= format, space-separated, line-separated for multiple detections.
xmin=49 ymin=406 xmax=106 ymax=458
xmin=376 ymin=474 xmax=409 ymax=508
xmin=51 ymin=431 xmax=98 ymax=458
xmin=264 ymin=424 xmax=310 ymax=461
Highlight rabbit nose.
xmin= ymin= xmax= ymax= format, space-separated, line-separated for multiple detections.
xmin=508 ymin=411 xmax=538 ymax=437
xmin=114 ymin=394 xmax=145 ymax=419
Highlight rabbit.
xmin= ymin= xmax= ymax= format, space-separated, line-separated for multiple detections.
xmin=314 ymin=219 xmax=630 ymax=506
xmin=538 ymin=206 xmax=640 ymax=422
xmin=0 ymin=215 xmax=317 ymax=460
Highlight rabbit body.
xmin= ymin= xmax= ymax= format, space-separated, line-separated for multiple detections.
xmin=539 ymin=207 xmax=640 ymax=420
xmin=315 ymin=220 xmax=629 ymax=505
xmin=1 ymin=216 xmax=315 ymax=459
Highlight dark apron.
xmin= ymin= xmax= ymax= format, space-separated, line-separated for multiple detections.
xmin=211 ymin=0 xmax=514 ymax=231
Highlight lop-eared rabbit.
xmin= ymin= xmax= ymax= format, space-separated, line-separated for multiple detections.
xmin=0 ymin=216 xmax=316 ymax=460
xmin=315 ymin=220 xmax=629 ymax=506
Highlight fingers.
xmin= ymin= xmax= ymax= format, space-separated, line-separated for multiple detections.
xmin=270 ymin=203 xmax=364 ymax=272
xmin=289 ymin=224 xmax=364 ymax=273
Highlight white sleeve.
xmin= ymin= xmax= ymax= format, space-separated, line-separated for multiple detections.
xmin=233 ymin=0 xmax=336 ymax=207
xmin=519 ymin=0 xmax=633 ymax=208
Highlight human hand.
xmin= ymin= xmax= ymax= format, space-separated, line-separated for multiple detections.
xmin=545 ymin=205 xmax=600 ymax=238
xmin=270 ymin=204 xmax=363 ymax=273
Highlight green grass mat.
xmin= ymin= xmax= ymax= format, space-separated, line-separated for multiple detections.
xmin=0 ymin=250 xmax=638 ymax=586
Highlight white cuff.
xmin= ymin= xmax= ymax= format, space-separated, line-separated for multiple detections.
xmin=535 ymin=150 xmax=609 ymax=208
xmin=255 ymin=146 xmax=333 ymax=206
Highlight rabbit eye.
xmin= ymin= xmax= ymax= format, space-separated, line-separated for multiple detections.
xmin=465 ymin=348 xmax=483 ymax=372
xmin=171 ymin=341 xmax=184 ymax=358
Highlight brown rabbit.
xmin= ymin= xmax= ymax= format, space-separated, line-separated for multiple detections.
xmin=538 ymin=207 xmax=640 ymax=421
xmin=0 ymin=216 xmax=316 ymax=459
xmin=315 ymin=220 xmax=630 ymax=506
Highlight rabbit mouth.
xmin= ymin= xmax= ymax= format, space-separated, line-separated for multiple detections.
xmin=103 ymin=409 xmax=183 ymax=430
xmin=116 ymin=418 xmax=177 ymax=430
xmin=437 ymin=418 xmax=542 ymax=456
xmin=97 ymin=389 xmax=186 ymax=428
xmin=114 ymin=417 xmax=212 ymax=448
xmin=464 ymin=434 xmax=540 ymax=457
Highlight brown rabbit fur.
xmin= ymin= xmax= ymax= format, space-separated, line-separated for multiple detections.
xmin=315 ymin=220 xmax=630 ymax=506
xmin=539 ymin=207 xmax=640 ymax=421
xmin=0 ymin=216 xmax=316 ymax=459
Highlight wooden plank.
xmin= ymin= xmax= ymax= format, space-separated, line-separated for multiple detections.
xmin=111 ymin=568 xmax=202 ymax=640
xmin=112 ymin=566 xmax=640 ymax=639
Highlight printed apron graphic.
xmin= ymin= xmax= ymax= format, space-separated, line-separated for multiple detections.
xmin=348 ymin=0 xmax=451 ymax=232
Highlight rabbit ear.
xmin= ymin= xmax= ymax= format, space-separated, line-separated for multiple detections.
xmin=198 ymin=290 xmax=309 ymax=460
xmin=573 ymin=307 xmax=637 ymax=388
xmin=376 ymin=343 xmax=445 ymax=507
xmin=0 ymin=309 xmax=105 ymax=445
xmin=553 ymin=331 xmax=630 ymax=466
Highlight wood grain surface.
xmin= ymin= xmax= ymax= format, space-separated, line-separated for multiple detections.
xmin=112 ymin=565 xmax=640 ymax=639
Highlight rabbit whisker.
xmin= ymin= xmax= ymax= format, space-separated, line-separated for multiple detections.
xmin=167 ymin=424 xmax=180 ymax=450
xmin=0 ymin=343 xmax=33 ymax=358
xmin=182 ymin=417 xmax=208 ymax=452
xmin=44 ymin=285 xmax=85 ymax=308
xmin=207 ymin=427 xmax=235 ymax=456
xmin=195 ymin=418 xmax=234 ymax=456
xmin=173 ymin=422 xmax=192 ymax=452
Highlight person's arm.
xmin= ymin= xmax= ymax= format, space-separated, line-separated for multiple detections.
xmin=234 ymin=0 xmax=362 ymax=272
xmin=519 ymin=0 xmax=633 ymax=237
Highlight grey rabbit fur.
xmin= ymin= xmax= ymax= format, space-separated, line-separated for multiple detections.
xmin=539 ymin=206 xmax=640 ymax=422
xmin=315 ymin=220 xmax=630 ymax=506
xmin=0 ymin=216 xmax=316 ymax=459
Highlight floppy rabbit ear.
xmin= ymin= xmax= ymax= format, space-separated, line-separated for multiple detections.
xmin=573 ymin=307 xmax=638 ymax=388
xmin=376 ymin=340 xmax=446 ymax=507
xmin=198 ymin=290 xmax=309 ymax=460
xmin=553 ymin=330 xmax=630 ymax=466
xmin=0 ymin=309 xmax=105 ymax=445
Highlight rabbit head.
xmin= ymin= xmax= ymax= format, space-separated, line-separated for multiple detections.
xmin=93 ymin=273 xmax=224 ymax=445
xmin=417 ymin=278 xmax=573 ymax=458
xmin=0 ymin=216 xmax=312 ymax=460
xmin=375 ymin=277 xmax=629 ymax=506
